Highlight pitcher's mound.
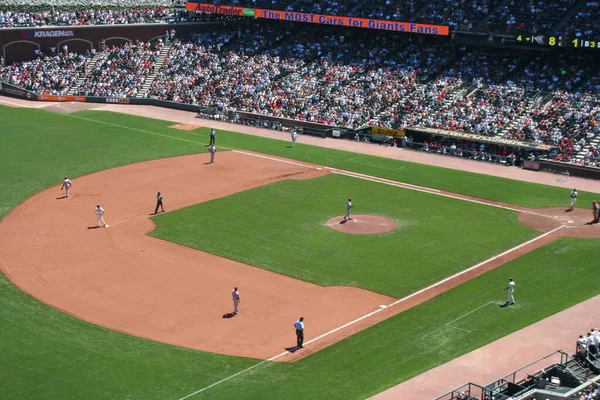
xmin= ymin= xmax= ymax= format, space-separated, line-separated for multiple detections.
xmin=326 ymin=215 xmax=397 ymax=235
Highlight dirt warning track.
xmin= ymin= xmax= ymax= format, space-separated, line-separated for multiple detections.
xmin=0 ymin=151 xmax=393 ymax=361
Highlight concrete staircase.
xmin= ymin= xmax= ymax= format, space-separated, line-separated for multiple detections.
xmin=67 ymin=50 xmax=106 ymax=95
xmin=136 ymin=44 xmax=171 ymax=98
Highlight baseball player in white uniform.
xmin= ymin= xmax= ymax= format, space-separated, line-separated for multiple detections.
xmin=95 ymin=204 xmax=108 ymax=228
xmin=209 ymin=144 xmax=216 ymax=163
xmin=291 ymin=131 xmax=297 ymax=147
xmin=504 ymin=277 xmax=515 ymax=305
xmin=344 ymin=198 xmax=353 ymax=221
xmin=566 ymin=189 xmax=577 ymax=212
xmin=232 ymin=287 xmax=240 ymax=314
xmin=61 ymin=176 xmax=72 ymax=198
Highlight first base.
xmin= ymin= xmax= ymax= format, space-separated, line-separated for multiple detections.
xmin=105 ymin=225 xmax=110 ymax=228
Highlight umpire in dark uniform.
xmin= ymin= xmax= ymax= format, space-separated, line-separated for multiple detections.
xmin=294 ymin=317 xmax=305 ymax=348
xmin=153 ymin=192 xmax=165 ymax=214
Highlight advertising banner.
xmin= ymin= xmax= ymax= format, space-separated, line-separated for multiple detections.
xmin=372 ymin=126 xmax=405 ymax=138
xmin=186 ymin=3 xmax=449 ymax=35
xmin=105 ymin=97 xmax=130 ymax=104
xmin=523 ymin=160 xmax=540 ymax=171
xmin=21 ymin=30 xmax=75 ymax=39
xmin=0 ymin=82 xmax=35 ymax=99
xmin=37 ymin=94 xmax=86 ymax=102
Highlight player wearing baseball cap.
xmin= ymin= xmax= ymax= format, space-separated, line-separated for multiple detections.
xmin=232 ymin=286 xmax=240 ymax=314
xmin=344 ymin=198 xmax=353 ymax=221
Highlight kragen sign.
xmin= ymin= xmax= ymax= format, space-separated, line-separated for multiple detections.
xmin=22 ymin=30 xmax=75 ymax=39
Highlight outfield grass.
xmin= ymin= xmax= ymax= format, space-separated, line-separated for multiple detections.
xmin=195 ymin=237 xmax=600 ymax=400
xmin=1 ymin=105 xmax=599 ymax=400
xmin=73 ymin=110 xmax=600 ymax=208
xmin=151 ymin=174 xmax=537 ymax=297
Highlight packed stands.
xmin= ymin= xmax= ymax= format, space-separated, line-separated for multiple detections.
xmin=482 ymin=0 xmax=572 ymax=34
xmin=561 ymin=1 xmax=600 ymax=40
xmin=76 ymin=40 xmax=164 ymax=97
xmin=0 ymin=8 xmax=202 ymax=27
xmin=0 ymin=17 xmax=599 ymax=166
xmin=0 ymin=50 xmax=93 ymax=95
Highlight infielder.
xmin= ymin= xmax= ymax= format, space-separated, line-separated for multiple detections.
xmin=504 ymin=277 xmax=515 ymax=305
xmin=232 ymin=287 xmax=240 ymax=314
xmin=95 ymin=204 xmax=108 ymax=228
xmin=566 ymin=188 xmax=577 ymax=212
xmin=593 ymin=201 xmax=600 ymax=224
xmin=344 ymin=197 xmax=353 ymax=221
xmin=209 ymin=144 xmax=216 ymax=163
xmin=291 ymin=131 xmax=297 ymax=147
xmin=61 ymin=176 xmax=72 ymax=198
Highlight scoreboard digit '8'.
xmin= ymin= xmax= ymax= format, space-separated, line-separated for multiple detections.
xmin=514 ymin=34 xmax=598 ymax=50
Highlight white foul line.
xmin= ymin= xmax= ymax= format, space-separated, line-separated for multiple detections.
xmin=445 ymin=301 xmax=505 ymax=332
xmin=233 ymin=150 xmax=554 ymax=219
xmin=387 ymin=225 xmax=564 ymax=308
xmin=176 ymin=225 xmax=564 ymax=399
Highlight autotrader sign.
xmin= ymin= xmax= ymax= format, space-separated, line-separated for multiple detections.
xmin=22 ymin=30 xmax=75 ymax=38
xmin=186 ymin=3 xmax=449 ymax=35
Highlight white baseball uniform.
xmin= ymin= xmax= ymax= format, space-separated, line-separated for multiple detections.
xmin=209 ymin=145 xmax=216 ymax=163
xmin=570 ymin=190 xmax=578 ymax=207
xmin=291 ymin=132 xmax=297 ymax=147
xmin=232 ymin=289 xmax=240 ymax=314
xmin=62 ymin=178 xmax=72 ymax=197
xmin=506 ymin=280 xmax=515 ymax=304
xmin=95 ymin=206 xmax=106 ymax=227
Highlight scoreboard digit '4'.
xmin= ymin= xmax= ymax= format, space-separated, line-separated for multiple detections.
xmin=514 ymin=34 xmax=598 ymax=49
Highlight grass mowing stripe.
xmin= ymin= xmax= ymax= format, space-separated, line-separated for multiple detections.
xmin=75 ymin=110 xmax=600 ymax=208
xmin=175 ymin=226 xmax=562 ymax=398
xmin=233 ymin=149 xmax=556 ymax=220
xmin=1 ymin=106 xmax=599 ymax=400
xmin=68 ymin=114 xmax=220 ymax=148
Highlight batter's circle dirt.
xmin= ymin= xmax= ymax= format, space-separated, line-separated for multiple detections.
xmin=326 ymin=215 xmax=397 ymax=235
xmin=519 ymin=207 xmax=600 ymax=238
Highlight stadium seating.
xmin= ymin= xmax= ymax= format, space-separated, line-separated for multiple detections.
xmin=1 ymin=16 xmax=599 ymax=165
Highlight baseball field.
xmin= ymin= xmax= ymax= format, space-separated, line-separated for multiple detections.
xmin=2 ymin=104 xmax=600 ymax=400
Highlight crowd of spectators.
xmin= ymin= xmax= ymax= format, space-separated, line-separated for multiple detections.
xmin=0 ymin=49 xmax=92 ymax=94
xmin=0 ymin=8 xmax=203 ymax=27
xmin=0 ymin=0 xmax=181 ymax=7
xmin=1 ymin=0 xmax=598 ymax=39
xmin=75 ymin=40 xmax=164 ymax=97
xmin=561 ymin=1 xmax=600 ymax=40
xmin=482 ymin=0 xmax=572 ymax=34
xmin=1 ymin=22 xmax=599 ymax=165
xmin=148 ymin=26 xmax=450 ymax=128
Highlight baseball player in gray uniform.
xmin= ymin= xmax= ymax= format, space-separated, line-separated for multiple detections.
xmin=344 ymin=198 xmax=353 ymax=221
xmin=232 ymin=287 xmax=240 ymax=314
xmin=566 ymin=189 xmax=577 ymax=212
xmin=291 ymin=131 xmax=297 ymax=147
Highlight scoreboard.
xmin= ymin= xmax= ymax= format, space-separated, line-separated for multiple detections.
xmin=513 ymin=34 xmax=598 ymax=50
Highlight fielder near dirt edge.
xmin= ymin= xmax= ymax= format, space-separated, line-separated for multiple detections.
xmin=177 ymin=150 xmax=566 ymax=399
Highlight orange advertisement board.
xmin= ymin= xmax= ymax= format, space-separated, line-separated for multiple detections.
xmin=186 ymin=3 xmax=449 ymax=36
xmin=37 ymin=95 xmax=87 ymax=102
